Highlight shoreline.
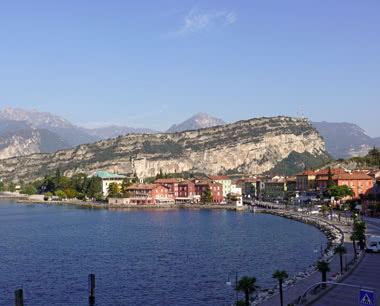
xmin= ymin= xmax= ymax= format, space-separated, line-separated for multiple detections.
xmin=253 ymin=209 xmax=357 ymax=306
xmin=12 ymin=198 xmax=240 ymax=210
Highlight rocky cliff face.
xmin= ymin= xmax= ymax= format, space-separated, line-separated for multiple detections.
xmin=0 ymin=129 xmax=70 ymax=160
xmin=0 ymin=116 xmax=328 ymax=181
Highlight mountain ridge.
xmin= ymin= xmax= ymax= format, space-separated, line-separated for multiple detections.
xmin=0 ymin=116 xmax=329 ymax=182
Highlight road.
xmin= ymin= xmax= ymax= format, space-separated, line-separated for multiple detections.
xmin=311 ymin=217 xmax=380 ymax=306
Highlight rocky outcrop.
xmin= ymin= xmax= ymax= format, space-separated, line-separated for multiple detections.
xmin=0 ymin=129 xmax=70 ymax=160
xmin=0 ymin=116 xmax=328 ymax=181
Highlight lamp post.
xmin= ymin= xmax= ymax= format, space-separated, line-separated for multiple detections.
xmin=226 ymin=271 xmax=239 ymax=304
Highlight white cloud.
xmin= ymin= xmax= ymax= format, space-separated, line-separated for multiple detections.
xmin=174 ymin=9 xmax=237 ymax=36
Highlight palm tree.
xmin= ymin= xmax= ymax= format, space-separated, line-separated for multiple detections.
xmin=321 ymin=205 xmax=328 ymax=217
xmin=334 ymin=245 xmax=347 ymax=274
xmin=316 ymin=260 xmax=330 ymax=288
xmin=272 ymin=270 xmax=288 ymax=306
xmin=350 ymin=232 xmax=358 ymax=259
xmin=235 ymin=276 xmax=260 ymax=306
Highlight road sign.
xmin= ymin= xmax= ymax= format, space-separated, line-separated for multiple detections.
xmin=359 ymin=289 xmax=375 ymax=306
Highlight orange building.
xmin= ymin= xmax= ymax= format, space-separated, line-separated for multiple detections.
xmin=126 ymin=184 xmax=173 ymax=204
xmin=317 ymin=173 xmax=374 ymax=199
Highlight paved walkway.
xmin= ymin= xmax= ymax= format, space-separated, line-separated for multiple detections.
xmin=257 ymin=214 xmax=356 ymax=306
xmin=310 ymin=218 xmax=380 ymax=306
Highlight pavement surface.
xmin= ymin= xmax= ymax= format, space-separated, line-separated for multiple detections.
xmin=258 ymin=213 xmax=356 ymax=306
xmin=311 ymin=217 xmax=380 ymax=306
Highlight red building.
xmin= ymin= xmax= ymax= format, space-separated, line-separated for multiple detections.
xmin=126 ymin=184 xmax=173 ymax=204
xmin=154 ymin=178 xmax=183 ymax=198
xmin=194 ymin=180 xmax=223 ymax=203
xmin=178 ymin=180 xmax=196 ymax=198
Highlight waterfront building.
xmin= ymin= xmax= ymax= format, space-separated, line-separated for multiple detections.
xmin=124 ymin=184 xmax=173 ymax=205
xmin=176 ymin=180 xmax=199 ymax=203
xmin=194 ymin=180 xmax=223 ymax=203
xmin=297 ymin=168 xmax=347 ymax=192
xmin=242 ymin=178 xmax=258 ymax=199
xmin=296 ymin=170 xmax=317 ymax=191
xmin=317 ymin=172 xmax=374 ymax=199
xmin=154 ymin=178 xmax=183 ymax=199
xmin=208 ymin=175 xmax=231 ymax=198
xmin=285 ymin=177 xmax=297 ymax=195
xmin=264 ymin=179 xmax=287 ymax=200
xmin=88 ymin=171 xmax=126 ymax=197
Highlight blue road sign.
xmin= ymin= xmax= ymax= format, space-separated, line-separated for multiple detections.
xmin=359 ymin=289 xmax=375 ymax=306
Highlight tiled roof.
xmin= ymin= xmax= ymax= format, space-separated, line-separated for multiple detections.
xmin=315 ymin=168 xmax=346 ymax=175
xmin=155 ymin=178 xmax=183 ymax=183
xmin=335 ymin=173 xmax=374 ymax=180
xmin=127 ymin=184 xmax=167 ymax=190
xmin=317 ymin=173 xmax=374 ymax=181
xmin=208 ymin=175 xmax=230 ymax=181
xmin=178 ymin=180 xmax=195 ymax=185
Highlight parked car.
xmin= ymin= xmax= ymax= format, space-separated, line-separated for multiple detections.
xmin=366 ymin=236 xmax=380 ymax=253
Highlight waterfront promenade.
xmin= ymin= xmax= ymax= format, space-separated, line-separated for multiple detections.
xmin=257 ymin=212 xmax=380 ymax=306
xmin=256 ymin=211 xmax=356 ymax=306
xmin=310 ymin=217 xmax=380 ymax=306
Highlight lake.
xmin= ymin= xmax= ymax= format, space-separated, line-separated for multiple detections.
xmin=0 ymin=200 xmax=327 ymax=306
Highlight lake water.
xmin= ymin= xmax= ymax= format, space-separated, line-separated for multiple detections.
xmin=0 ymin=200 xmax=327 ymax=306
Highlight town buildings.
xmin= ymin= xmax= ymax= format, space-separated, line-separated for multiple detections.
xmin=208 ymin=176 xmax=232 ymax=198
xmin=106 ymin=166 xmax=380 ymax=206
xmin=88 ymin=171 xmax=127 ymax=197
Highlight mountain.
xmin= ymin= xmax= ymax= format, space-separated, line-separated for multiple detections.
xmin=84 ymin=126 xmax=159 ymax=140
xmin=0 ymin=116 xmax=330 ymax=182
xmin=0 ymin=107 xmax=97 ymax=147
xmin=312 ymin=121 xmax=380 ymax=159
xmin=166 ymin=113 xmax=226 ymax=133
xmin=0 ymin=128 xmax=70 ymax=160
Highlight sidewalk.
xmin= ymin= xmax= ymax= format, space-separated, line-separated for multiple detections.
xmin=310 ymin=219 xmax=380 ymax=306
xmin=256 ymin=213 xmax=357 ymax=306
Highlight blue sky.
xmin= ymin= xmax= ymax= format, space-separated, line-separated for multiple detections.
xmin=0 ymin=1 xmax=379 ymax=136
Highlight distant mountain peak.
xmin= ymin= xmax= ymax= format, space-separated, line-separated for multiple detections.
xmin=166 ymin=113 xmax=226 ymax=133
xmin=0 ymin=107 xmax=72 ymax=129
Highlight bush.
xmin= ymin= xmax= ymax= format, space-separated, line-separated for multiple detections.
xmin=44 ymin=192 xmax=53 ymax=201
xmin=55 ymin=190 xmax=66 ymax=200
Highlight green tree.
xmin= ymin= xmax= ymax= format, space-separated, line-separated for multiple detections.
xmin=327 ymin=167 xmax=334 ymax=189
xmin=64 ymin=188 xmax=78 ymax=199
xmin=9 ymin=182 xmax=16 ymax=192
xmin=321 ymin=205 xmax=328 ymax=217
xmin=20 ymin=184 xmax=37 ymax=195
xmin=272 ymin=270 xmax=288 ymax=306
xmin=57 ymin=176 xmax=71 ymax=191
xmin=41 ymin=175 xmax=56 ymax=193
xmin=56 ymin=190 xmax=66 ymax=200
xmin=235 ymin=276 xmax=260 ymax=306
xmin=328 ymin=185 xmax=354 ymax=200
xmin=107 ymin=183 xmax=120 ymax=198
xmin=352 ymin=219 xmax=367 ymax=250
xmin=334 ymin=245 xmax=347 ymax=275
xmin=202 ymin=185 xmax=213 ymax=204
xmin=316 ymin=260 xmax=330 ymax=288
xmin=121 ymin=178 xmax=132 ymax=198
xmin=0 ymin=182 xmax=5 ymax=192
xmin=87 ymin=176 xmax=102 ymax=199
xmin=44 ymin=192 xmax=53 ymax=201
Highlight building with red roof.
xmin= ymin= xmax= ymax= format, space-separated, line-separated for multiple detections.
xmin=316 ymin=172 xmax=374 ymax=198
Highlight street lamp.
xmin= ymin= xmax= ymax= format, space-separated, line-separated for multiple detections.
xmin=226 ymin=271 xmax=239 ymax=304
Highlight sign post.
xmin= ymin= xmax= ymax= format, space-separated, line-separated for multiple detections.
xmin=359 ymin=288 xmax=375 ymax=306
